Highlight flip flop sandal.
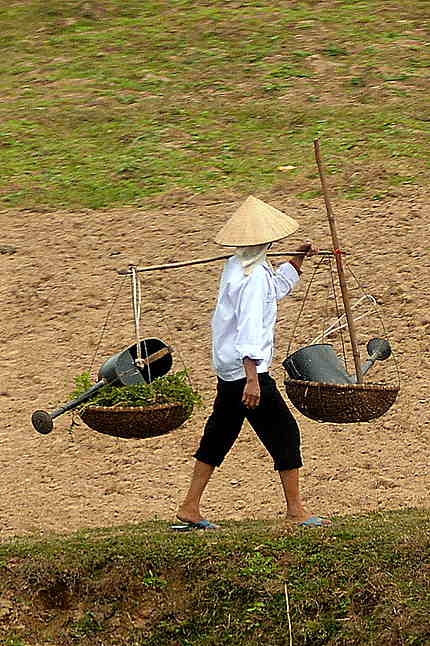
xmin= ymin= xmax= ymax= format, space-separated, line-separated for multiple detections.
xmin=297 ymin=516 xmax=331 ymax=528
xmin=170 ymin=519 xmax=221 ymax=531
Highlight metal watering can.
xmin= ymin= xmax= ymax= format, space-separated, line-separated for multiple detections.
xmin=283 ymin=337 xmax=392 ymax=385
xmin=31 ymin=338 xmax=172 ymax=435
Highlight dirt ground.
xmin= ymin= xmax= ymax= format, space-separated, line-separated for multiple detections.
xmin=1 ymin=189 xmax=429 ymax=539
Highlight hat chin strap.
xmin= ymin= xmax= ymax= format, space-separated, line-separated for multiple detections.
xmin=235 ymin=243 xmax=271 ymax=275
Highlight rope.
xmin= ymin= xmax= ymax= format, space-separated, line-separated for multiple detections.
xmin=130 ymin=265 xmax=142 ymax=364
xmin=286 ymin=256 xmax=327 ymax=358
xmin=130 ymin=262 xmax=194 ymax=388
xmin=130 ymin=264 xmax=152 ymax=382
xmin=157 ymin=284 xmax=196 ymax=389
xmin=311 ymin=295 xmax=377 ymax=343
xmin=89 ymin=275 xmax=127 ymax=373
xmin=73 ymin=275 xmax=126 ymax=434
xmin=285 ymin=254 xmax=399 ymax=389
xmin=345 ymin=262 xmax=401 ymax=387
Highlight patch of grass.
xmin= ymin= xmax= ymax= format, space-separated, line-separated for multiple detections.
xmin=0 ymin=0 xmax=429 ymax=209
xmin=297 ymin=189 xmax=322 ymax=200
xmin=3 ymin=637 xmax=27 ymax=646
xmin=0 ymin=510 xmax=428 ymax=645
xmin=70 ymin=611 xmax=103 ymax=639
xmin=268 ymin=64 xmax=313 ymax=79
xmin=321 ymin=44 xmax=349 ymax=57
xmin=350 ymin=77 xmax=366 ymax=87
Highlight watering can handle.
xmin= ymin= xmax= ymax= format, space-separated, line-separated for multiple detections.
xmin=135 ymin=345 xmax=172 ymax=368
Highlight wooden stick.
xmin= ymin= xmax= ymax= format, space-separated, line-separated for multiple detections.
xmin=313 ymin=139 xmax=363 ymax=383
xmin=117 ymin=250 xmax=336 ymax=275
xmin=284 ymin=582 xmax=293 ymax=646
xmin=140 ymin=346 xmax=172 ymax=366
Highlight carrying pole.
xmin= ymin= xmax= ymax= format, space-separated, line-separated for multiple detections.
xmin=314 ymin=139 xmax=363 ymax=383
xmin=117 ymin=251 xmax=336 ymax=275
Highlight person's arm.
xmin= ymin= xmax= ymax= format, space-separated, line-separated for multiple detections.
xmin=272 ymin=240 xmax=320 ymax=300
xmin=242 ymin=357 xmax=260 ymax=409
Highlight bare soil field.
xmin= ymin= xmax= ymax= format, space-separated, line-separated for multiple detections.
xmin=1 ymin=190 xmax=429 ymax=538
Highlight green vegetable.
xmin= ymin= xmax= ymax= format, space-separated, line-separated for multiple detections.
xmin=70 ymin=370 xmax=201 ymax=417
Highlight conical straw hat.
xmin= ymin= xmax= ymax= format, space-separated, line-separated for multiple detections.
xmin=214 ymin=195 xmax=299 ymax=247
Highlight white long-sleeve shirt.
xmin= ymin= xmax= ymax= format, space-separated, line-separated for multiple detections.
xmin=212 ymin=256 xmax=300 ymax=380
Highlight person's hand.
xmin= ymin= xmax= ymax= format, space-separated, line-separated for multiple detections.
xmin=242 ymin=378 xmax=260 ymax=408
xmin=297 ymin=240 xmax=319 ymax=257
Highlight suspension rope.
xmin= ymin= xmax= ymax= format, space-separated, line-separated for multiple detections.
xmin=312 ymin=295 xmax=377 ymax=342
xmin=73 ymin=275 xmax=129 ymax=435
xmin=285 ymin=254 xmax=399 ymax=388
xmin=89 ymin=275 xmax=127 ymax=374
xmin=130 ymin=257 xmax=195 ymax=387
xmin=345 ymin=262 xmax=400 ymax=387
xmin=286 ymin=256 xmax=327 ymax=358
xmin=130 ymin=264 xmax=152 ymax=382
xmin=157 ymin=284 xmax=196 ymax=388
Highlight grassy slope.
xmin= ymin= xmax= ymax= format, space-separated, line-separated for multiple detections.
xmin=0 ymin=0 xmax=429 ymax=209
xmin=1 ymin=511 xmax=429 ymax=646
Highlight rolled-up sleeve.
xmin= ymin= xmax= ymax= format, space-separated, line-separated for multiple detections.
xmin=234 ymin=270 xmax=267 ymax=362
xmin=273 ymin=262 xmax=300 ymax=300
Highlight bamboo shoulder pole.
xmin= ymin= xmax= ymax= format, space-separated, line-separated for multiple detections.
xmin=117 ymin=250 xmax=336 ymax=275
xmin=314 ymin=139 xmax=363 ymax=383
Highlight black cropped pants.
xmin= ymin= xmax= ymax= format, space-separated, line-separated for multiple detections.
xmin=194 ymin=373 xmax=303 ymax=471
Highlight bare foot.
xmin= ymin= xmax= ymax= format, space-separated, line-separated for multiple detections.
xmin=177 ymin=504 xmax=204 ymax=524
xmin=286 ymin=503 xmax=308 ymax=522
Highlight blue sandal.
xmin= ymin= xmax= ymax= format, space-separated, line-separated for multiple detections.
xmin=171 ymin=519 xmax=221 ymax=532
xmin=298 ymin=516 xmax=331 ymax=527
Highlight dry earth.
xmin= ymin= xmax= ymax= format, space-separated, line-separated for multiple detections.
xmin=1 ymin=190 xmax=429 ymax=539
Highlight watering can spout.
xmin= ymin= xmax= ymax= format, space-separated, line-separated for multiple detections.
xmin=357 ymin=337 xmax=391 ymax=380
xmin=283 ymin=338 xmax=392 ymax=385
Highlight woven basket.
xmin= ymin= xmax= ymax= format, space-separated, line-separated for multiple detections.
xmin=284 ymin=379 xmax=399 ymax=423
xmin=80 ymin=402 xmax=190 ymax=439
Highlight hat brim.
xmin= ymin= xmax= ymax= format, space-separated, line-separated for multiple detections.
xmin=214 ymin=195 xmax=299 ymax=247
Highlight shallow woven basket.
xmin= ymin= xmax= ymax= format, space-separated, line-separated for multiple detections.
xmin=284 ymin=379 xmax=399 ymax=423
xmin=80 ymin=402 xmax=190 ymax=439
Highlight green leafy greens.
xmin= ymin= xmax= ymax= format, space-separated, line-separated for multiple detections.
xmin=70 ymin=370 xmax=201 ymax=417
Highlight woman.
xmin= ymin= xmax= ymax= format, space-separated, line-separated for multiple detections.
xmin=173 ymin=196 xmax=331 ymax=530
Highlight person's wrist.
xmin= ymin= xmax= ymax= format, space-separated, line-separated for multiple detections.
xmin=289 ymin=259 xmax=303 ymax=274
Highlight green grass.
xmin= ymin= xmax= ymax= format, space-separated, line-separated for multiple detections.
xmin=69 ymin=369 xmax=201 ymax=415
xmin=0 ymin=0 xmax=429 ymax=209
xmin=0 ymin=510 xmax=429 ymax=645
